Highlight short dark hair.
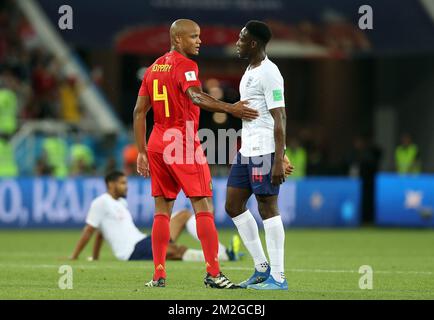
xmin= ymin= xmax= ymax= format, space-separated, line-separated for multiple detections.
xmin=105 ymin=171 xmax=125 ymax=185
xmin=245 ymin=20 xmax=272 ymax=45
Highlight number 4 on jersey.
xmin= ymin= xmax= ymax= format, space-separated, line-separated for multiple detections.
xmin=153 ymin=79 xmax=170 ymax=117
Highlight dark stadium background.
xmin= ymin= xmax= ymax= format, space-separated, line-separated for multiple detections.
xmin=1 ymin=0 xmax=434 ymax=227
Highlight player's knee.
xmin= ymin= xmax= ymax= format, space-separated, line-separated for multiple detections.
xmin=225 ymin=201 xmax=243 ymax=217
xmin=257 ymin=199 xmax=278 ymax=220
xmin=225 ymin=202 xmax=234 ymax=216
xmin=191 ymin=197 xmax=213 ymax=214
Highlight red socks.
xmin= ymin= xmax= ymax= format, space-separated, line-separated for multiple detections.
xmin=151 ymin=213 xmax=170 ymax=280
xmin=152 ymin=212 xmax=220 ymax=280
xmin=196 ymin=212 xmax=221 ymax=277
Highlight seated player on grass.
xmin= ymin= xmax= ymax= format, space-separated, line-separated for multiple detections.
xmin=69 ymin=171 xmax=241 ymax=262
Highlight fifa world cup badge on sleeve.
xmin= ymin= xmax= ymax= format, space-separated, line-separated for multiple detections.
xmin=185 ymin=71 xmax=197 ymax=81
xmin=272 ymin=89 xmax=283 ymax=102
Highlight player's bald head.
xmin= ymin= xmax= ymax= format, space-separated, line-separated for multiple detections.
xmin=169 ymin=19 xmax=201 ymax=56
xmin=170 ymin=19 xmax=199 ymax=42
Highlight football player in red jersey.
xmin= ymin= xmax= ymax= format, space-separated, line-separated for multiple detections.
xmin=134 ymin=19 xmax=258 ymax=288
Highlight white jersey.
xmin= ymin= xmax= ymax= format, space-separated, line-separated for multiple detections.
xmin=239 ymin=56 xmax=285 ymax=157
xmin=86 ymin=193 xmax=146 ymax=261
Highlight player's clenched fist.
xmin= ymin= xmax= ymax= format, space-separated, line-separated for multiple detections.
xmin=137 ymin=152 xmax=150 ymax=177
xmin=230 ymin=100 xmax=259 ymax=120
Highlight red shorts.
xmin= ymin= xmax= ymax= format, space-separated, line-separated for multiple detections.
xmin=147 ymin=150 xmax=213 ymax=199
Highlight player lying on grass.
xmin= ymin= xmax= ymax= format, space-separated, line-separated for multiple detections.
xmin=70 ymin=171 xmax=241 ymax=262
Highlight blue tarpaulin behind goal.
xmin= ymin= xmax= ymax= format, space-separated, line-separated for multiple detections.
xmin=0 ymin=177 xmax=361 ymax=228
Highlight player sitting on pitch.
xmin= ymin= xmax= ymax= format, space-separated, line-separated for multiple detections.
xmin=69 ymin=171 xmax=241 ymax=262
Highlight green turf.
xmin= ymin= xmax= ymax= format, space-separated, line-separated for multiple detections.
xmin=0 ymin=228 xmax=433 ymax=299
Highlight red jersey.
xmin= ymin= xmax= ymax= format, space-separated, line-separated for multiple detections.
xmin=138 ymin=50 xmax=202 ymax=154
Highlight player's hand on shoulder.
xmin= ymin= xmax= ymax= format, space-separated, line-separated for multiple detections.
xmin=231 ymin=100 xmax=259 ymax=120
xmin=137 ymin=152 xmax=150 ymax=177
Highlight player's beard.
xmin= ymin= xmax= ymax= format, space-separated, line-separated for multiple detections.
xmin=117 ymin=188 xmax=127 ymax=198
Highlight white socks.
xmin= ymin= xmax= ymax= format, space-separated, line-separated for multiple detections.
xmin=263 ymin=215 xmax=285 ymax=283
xmin=182 ymin=248 xmax=229 ymax=262
xmin=182 ymin=249 xmax=205 ymax=261
xmin=186 ymin=214 xmax=228 ymax=258
xmin=186 ymin=214 xmax=199 ymax=241
xmin=232 ymin=210 xmax=268 ymax=271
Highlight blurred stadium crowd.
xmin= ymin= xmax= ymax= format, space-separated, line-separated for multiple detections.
xmin=0 ymin=1 xmax=126 ymax=178
xmin=0 ymin=0 xmax=426 ymax=180
xmin=0 ymin=2 xmax=83 ymax=124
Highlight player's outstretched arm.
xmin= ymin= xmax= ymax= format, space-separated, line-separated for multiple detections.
xmin=186 ymin=86 xmax=259 ymax=120
xmin=90 ymin=231 xmax=104 ymax=261
xmin=70 ymin=224 xmax=96 ymax=260
xmin=270 ymin=107 xmax=287 ymax=185
xmin=133 ymin=95 xmax=152 ymax=177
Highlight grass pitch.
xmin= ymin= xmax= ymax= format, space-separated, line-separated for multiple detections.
xmin=0 ymin=228 xmax=433 ymax=300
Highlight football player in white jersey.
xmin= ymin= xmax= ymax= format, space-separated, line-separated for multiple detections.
xmin=70 ymin=171 xmax=240 ymax=263
xmin=226 ymin=21 xmax=294 ymax=290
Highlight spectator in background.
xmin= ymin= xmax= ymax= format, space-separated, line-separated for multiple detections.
xmin=70 ymin=145 xmax=95 ymax=176
xmin=96 ymin=132 xmax=119 ymax=175
xmin=203 ymin=78 xmax=234 ymax=176
xmin=103 ymin=156 xmax=118 ymax=176
xmin=34 ymin=152 xmax=53 ymax=176
xmin=123 ymin=143 xmax=139 ymax=176
xmin=41 ymin=133 xmax=68 ymax=178
xmin=285 ymin=137 xmax=307 ymax=179
xmin=395 ymin=133 xmax=420 ymax=175
xmin=299 ymin=128 xmax=328 ymax=175
xmin=0 ymin=68 xmax=18 ymax=135
xmin=91 ymin=65 xmax=104 ymax=87
xmin=0 ymin=133 xmax=18 ymax=177
xmin=59 ymin=75 xmax=81 ymax=123
xmin=345 ymin=135 xmax=382 ymax=223
xmin=70 ymin=129 xmax=95 ymax=176
xmin=1 ymin=2 xmax=61 ymax=123
xmin=31 ymin=55 xmax=59 ymax=119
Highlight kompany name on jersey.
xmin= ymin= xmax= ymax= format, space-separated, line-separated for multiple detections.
xmin=152 ymin=64 xmax=172 ymax=72
xmin=185 ymin=71 xmax=197 ymax=81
